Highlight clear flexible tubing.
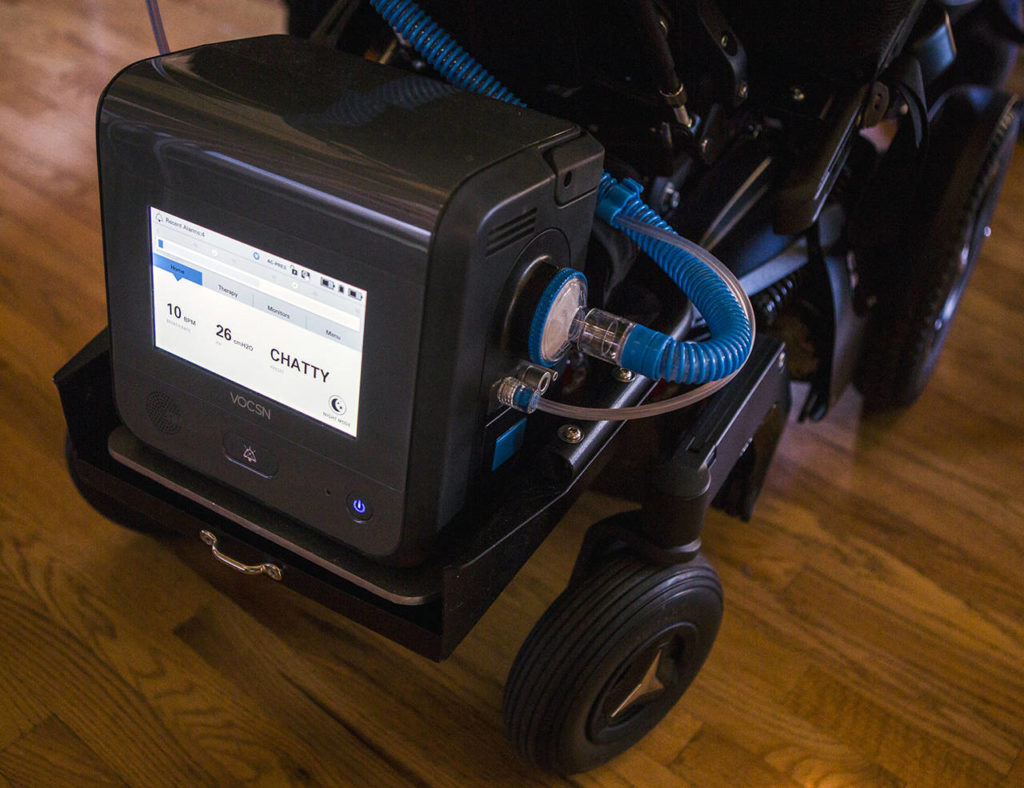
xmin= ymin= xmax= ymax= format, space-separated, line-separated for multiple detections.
xmin=370 ymin=0 xmax=756 ymax=419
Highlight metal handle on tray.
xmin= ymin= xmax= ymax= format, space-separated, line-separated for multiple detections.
xmin=199 ymin=530 xmax=283 ymax=581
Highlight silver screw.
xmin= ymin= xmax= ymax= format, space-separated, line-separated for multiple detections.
xmin=558 ymin=424 xmax=584 ymax=444
xmin=661 ymin=184 xmax=681 ymax=211
xmin=778 ymin=352 xmax=786 ymax=370
xmin=736 ymin=81 xmax=748 ymax=102
xmin=613 ymin=367 xmax=636 ymax=382
xmin=790 ymin=86 xmax=806 ymax=103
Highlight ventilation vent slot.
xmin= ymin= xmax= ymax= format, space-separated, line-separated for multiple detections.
xmin=485 ymin=208 xmax=537 ymax=256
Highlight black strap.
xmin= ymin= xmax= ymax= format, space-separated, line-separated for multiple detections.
xmin=848 ymin=56 xmax=930 ymax=251
xmin=888 ymin=54 xmax=929 ymax=148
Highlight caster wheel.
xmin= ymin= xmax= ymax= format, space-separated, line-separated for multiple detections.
xmin=503 ymin=553 xmax=722 ymax=775
xmin=857 ymin=87 xmax=1020 ymax=410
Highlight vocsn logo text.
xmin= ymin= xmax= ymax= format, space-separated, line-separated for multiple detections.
xmin=230 ymin=391 xmax=271 ymax=420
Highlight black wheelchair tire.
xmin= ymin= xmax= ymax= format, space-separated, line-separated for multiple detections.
xmin=503 ymin=552 xmax=722 ymax=775
xmin=856 ymin=88 xmax=1020 ymax=411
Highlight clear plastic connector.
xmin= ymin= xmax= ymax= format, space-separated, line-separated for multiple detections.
xmin=574 ymin=308 xmax=637 ymax=365
xmin=513 ymin=363 xmax=554 ymax=394
xmin=495 ymin=376 xmax=542 ymax=414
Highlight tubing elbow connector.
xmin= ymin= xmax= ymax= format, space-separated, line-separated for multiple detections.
xmin=595 ymin=175 xmax=644 ymax=226
xmin=575 ymin=308 xmax=636 ymax=365
xmin=520 ymin=259 xmax=751 ymax=387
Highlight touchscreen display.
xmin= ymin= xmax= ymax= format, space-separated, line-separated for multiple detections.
xmin=149 ymin=207 xmax=366 ymax=437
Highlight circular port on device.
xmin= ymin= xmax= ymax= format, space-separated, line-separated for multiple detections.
xmin=529 ymin=268 xmax=587 ymax=366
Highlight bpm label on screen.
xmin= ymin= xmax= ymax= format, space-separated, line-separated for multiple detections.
xmin=149 ymin=207 xmax=366 ymax=438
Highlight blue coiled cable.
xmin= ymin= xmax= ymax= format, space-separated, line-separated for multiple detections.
xmin=369 ymin=0 xmax=751 ymax=384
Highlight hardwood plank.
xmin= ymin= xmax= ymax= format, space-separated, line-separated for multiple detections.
xmin=670 ymin=726 xmax=805 ymax=788
xmin=675 ymin=612 xmax=906 ymax=787
xmin=763 ymin=424 xmax=1024 ymax=626
xmin=0 ymin=564 xmax=230 ymax=785
xmin=0 ymin=312 xmax=75 ymax=454
xmin=174 ymin=594 xmax=562 ymax=786
xmin=1009 ymin=749 xmax=1024 ymax=787
xmin=173 ymin=602 xmax=545 ymax=787
xmin=784 ymin=666 xmax=1009 ymax=788
xmin=0 ymin=491 xmax=216 ymax=640
xmin=0 ymin=535 xmax=430 ymax=785
xmin=699 ymin=512 xmax=1024 ymax=778
xmin=0 ymin=167 xmax=105 ymax=276
xmin=0 ymin=715 xmax=126 ymax=788
xmin=0 ymin=658 xmax=50 ymax=753
xmin=607 ymin=748 xmax=698 ymax=788
xmin=781 ymin=568 xmax=1022 ymax=773
xmin=0 ymin=222 xmax=106 ymax=346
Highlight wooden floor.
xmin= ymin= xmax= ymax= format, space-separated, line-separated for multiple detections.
xmin=2 ymin=1 xmax=1023 ymax=785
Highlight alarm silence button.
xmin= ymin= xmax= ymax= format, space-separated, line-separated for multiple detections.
xmin=223 ymin=432 xmax=279 ymax=478
xmin=346 ymin=494 xmax=374 ymax=522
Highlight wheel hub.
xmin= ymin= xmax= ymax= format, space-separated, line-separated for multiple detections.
xmin=609 ymin=647 xmax=668 ymax=719
xmin=587 ymin=622 xmax=697 ymax=743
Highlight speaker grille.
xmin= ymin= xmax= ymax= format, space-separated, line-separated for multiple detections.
xmin=145 ymin=391 xmax=182 ymax=435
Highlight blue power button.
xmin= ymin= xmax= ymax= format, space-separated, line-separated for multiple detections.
xmin=346 ymin=494 xmax=373 ymax=522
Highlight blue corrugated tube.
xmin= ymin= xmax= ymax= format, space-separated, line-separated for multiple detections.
xmin=369 ymin=0 xmax=752 ymax=384
xmin=369 ymin=0 xmax=526 ymax=106
xmin=597 ymin=177 xmax=752 ymax=383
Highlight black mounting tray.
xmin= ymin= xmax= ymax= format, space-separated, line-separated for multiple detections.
xmin=55 ymin=330 xmax=634 ymax=660
xmin=56 ymin=328 xmax=789 ymax=661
